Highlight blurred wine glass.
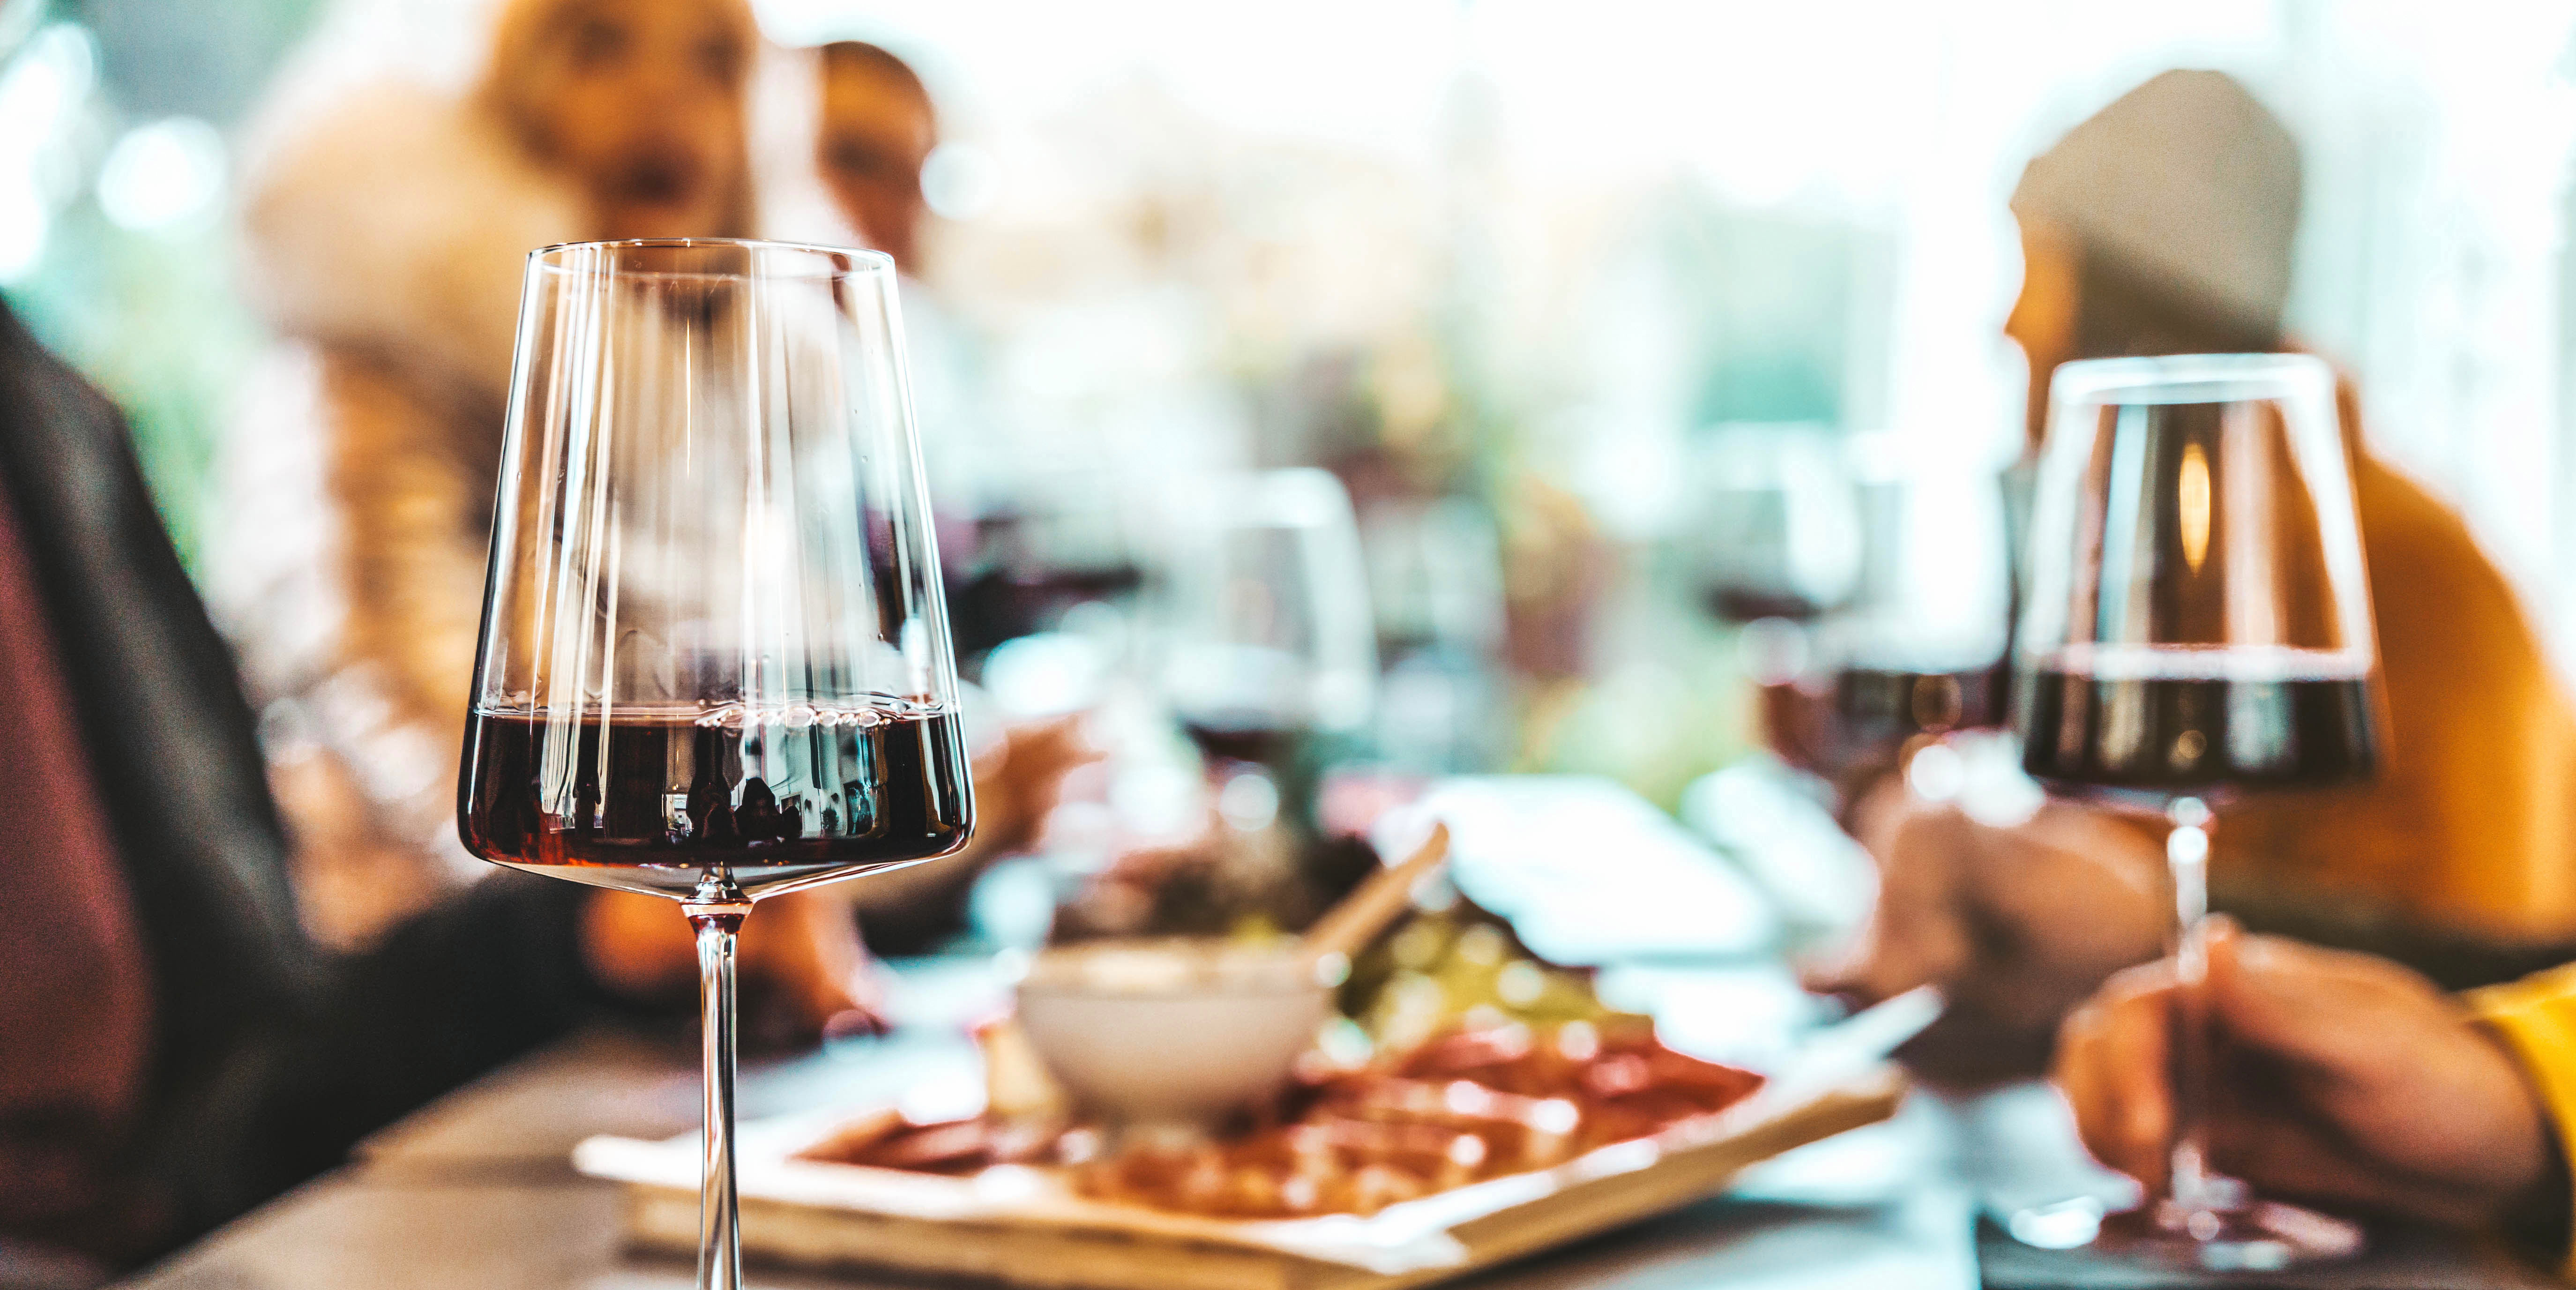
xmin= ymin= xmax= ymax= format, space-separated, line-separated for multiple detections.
xmin=1686 ymin=422 xmax=1864 ymax=627
xmin=2014 ymin=353 xmax=2382 ymax=1268
xmin=955 ymin=463 xmax=1149 ymax=656
xmin=1361 ymin=496 xmax=1505 ymax=772
xmin=1817 ymin=440 xmax=2016 ymax=772
xmin=1160 ymin=469 xmax=1377 ymax=829
xmin=1683 ymin=422 xmax=1863 ymax=778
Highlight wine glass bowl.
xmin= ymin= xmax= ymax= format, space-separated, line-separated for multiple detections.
xmin=1819 ymin=448 xmax=2017 ymax=766
xmin=456 ymin=239 xmax=972 ymax=1290
xmin=2018 ymin=355 xmax=2379 ymax=800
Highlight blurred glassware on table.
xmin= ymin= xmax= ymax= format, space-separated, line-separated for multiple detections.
xmin=1792 ymin=442 xmax=2017 ymax=790
xmin=1159 ymin=467 xmax=1378 ymax=833
xmin=2014 ymin=351 xmax=2382 ymax=1269
xmin=1684 ymin=422 xmax=1862 ymax=630
xmin=455 ymin=239 xmax=975 ymax=1290
xmin=1360 ymin=496 xmax=1508 ymax=774
xmin=951 ymin=463 xmax=1151 ymax=664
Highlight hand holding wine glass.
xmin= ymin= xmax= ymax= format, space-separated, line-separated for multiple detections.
xmin=2057 ymin=918 xmax=2553 ymax=1231
xmin=457 ymin=239 xmax=971 ymax=1290
xmin=2018 ymin=353 xmax=2382 ymax=1268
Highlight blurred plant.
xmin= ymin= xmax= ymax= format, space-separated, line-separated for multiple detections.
xmin=0 ymin=0 xmax=318 ymax=566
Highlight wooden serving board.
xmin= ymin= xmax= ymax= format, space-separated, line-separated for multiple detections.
xmin=582 ymin=1067 xmax=1905 ymax=1290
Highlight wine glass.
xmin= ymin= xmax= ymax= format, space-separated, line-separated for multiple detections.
xmin=1684 ymin=423 xmax=1864 ymax=775
xmin=2015 ymin=353 xmax=2380 ymax=1269
xmin=456 ymin=239 xmax=973 ymax=1290
xmin=1821 ymin=446 xmax=2015 ymax=775
xmin=1159 ymin=468 xmax=1376 ymax=831
xmin=1360 ymin=495 xmax=1506 ymax=772
xmin=1686 ymin=422 xmax=1864 ymax=627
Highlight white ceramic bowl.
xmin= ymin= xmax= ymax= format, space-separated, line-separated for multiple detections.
xmin=1014 ymin=940 xmax=1329 ymax=1128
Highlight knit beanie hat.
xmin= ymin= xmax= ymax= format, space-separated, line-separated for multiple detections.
xmin=2010 ymin=69 xmax=2302 ymax=335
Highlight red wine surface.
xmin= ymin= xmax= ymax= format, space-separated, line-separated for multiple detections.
xmin=458 ymin=704 xmax=972 ymax=900
xmin=2018 ymin=649 xmax=2377 ymax=795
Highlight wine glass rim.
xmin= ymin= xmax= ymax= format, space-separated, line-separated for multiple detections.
xmin=2050 ymin=352 xmax=2331 ymax=405
xmin=527 ymin=237 xmax=896 ymax=281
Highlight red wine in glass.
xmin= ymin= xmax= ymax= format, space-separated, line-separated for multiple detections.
xmin=1833 ymin=662 xmax=2007 ymax=745
xmin=460 ymin=703 xmax=972 ymax=900
xmin=2010 ymin=353 xmax=2382 ymax=1270
xmin=460 ymin=239 xmax=974 ymax=1290
xmin=2018 ymin=649 xmax=2377 ymax=795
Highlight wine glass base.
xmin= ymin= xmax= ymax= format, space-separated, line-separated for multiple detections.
xmin=2083 ymin=1199 xmax=2365 ymax=1272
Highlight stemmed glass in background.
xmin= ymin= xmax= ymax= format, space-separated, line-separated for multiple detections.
xmin=1824 ymin=445 xmax=2016 ymax=774
xmin=1684 ymin=423 xmax=1865 ymax=774
xmin=2015 ymin=353 xmax=2381 ymax=1269
xmin=1159 ymin=468 xmax=1377 ymax=833
xmin=1686 ymin=422 xmax=1864 ymax=629
xmin=959 ymin=462 xmax=1150 ymax=651
xmin=457 ymin=239 xmax=974 ymax=1290
xmin=1361 ymin=495 xmax=1506 ymax=772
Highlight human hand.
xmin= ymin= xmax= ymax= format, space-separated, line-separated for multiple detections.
xmin=581 ymin=887 xmax=891 ymax=1045
xmin=2056 ymin=919 xmax=2553 ymax=1229
xmin=967 ymin=713 xmax=1097 ymax=858
xmin=1804 ymin=775 xmax=2168 ymax=1085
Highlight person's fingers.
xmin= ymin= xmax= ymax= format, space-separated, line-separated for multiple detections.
xmin=2204 ymin=922 xmax=2444 ymax=1075
xmin=1808 ymin=801 xmax=1976 ymax=1007
xmin=2055 ymin=959 xmax=2176 ymax=1193
xmin=2200 ymin=1104 xmax=2498 ymax=1228
xmin=739 ymin=889 xmax=887 ymax=1039
xmin=1013 ymin=712 xmax=1099 ymax=768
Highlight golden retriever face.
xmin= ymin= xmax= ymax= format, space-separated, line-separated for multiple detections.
xmin=485 ymin=0 xmax=756 ymax=239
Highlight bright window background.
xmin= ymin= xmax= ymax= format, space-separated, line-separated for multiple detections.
xmin=767 ymin=0 xmax=2576 ymax=649
xmin=4 ymin=0 xmax=2574 ymax=695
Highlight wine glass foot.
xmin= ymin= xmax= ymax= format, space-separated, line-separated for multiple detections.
xmin=2084 ymin=1197 xmax=2364 ymax=1271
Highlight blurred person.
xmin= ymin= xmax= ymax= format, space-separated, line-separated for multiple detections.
xmin=217 ymin=0 xmax=1077 ymax=977
xmin=0 ymin=283 xmax=880 ymax=1282
xmin=2056 ymin=919 xmax=2576 ymax=1269
xmin=1810 ymin=69 xmax=2576 ymax=1082
xmin=222 ymin=0 xmax=762 ymax=942
xmin=816 ymin=39 xmax=936 ymax=273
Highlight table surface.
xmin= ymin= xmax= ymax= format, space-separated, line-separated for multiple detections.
xmin=116 ymin=954 xmax=2561 ymax=1290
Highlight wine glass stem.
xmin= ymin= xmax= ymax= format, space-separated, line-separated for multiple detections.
xmin=2164 ymin=797 xmax=2227 ymax=1224
xmin=685 ymin=881 xmax=753 ymax=1290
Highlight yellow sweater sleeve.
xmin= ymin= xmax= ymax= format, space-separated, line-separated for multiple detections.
xmin=2470 ymin=963 xmax=2576 ymax=1277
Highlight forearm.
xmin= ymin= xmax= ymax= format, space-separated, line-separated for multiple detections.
xmin=237 ymin=873 xmax=615 ymax=1191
